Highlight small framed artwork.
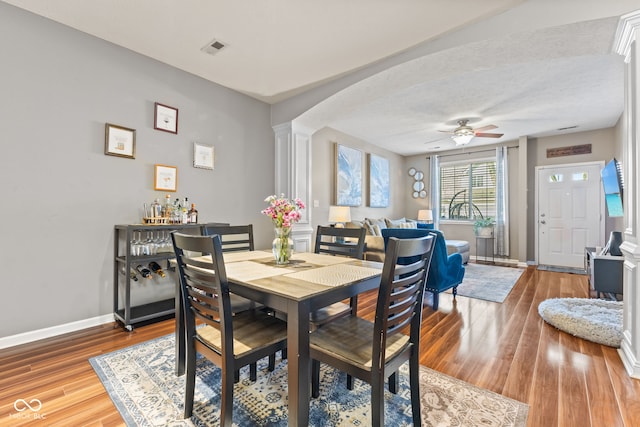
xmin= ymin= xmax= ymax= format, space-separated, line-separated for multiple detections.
xmin=193 ymin=142 xmax=214 ymax=170
xmin=334 ymin=143 xmax=362 ymax=206
xmin=154 ymin=102 xmax=178 ymax=134
xmin=154 ymin=164 xmax=178 ymax=192
xmin=368 ymin=153 xmax=390 ymax=207
xmin=104 ymin=123 xmax=136 ymax=159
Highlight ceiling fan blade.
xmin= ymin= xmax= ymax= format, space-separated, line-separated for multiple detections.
xmin=437 ymin=129 xmax=454 ymax=134
xmin=473 ymin=124 xmax=497 ymax=132
xmin=474 ymin=132 xmax=504 ymax=138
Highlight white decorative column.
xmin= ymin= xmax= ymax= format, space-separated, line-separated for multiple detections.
xmin=273 ymin=121 xmax=314 ymax=252
xmin=614 ymin=9 xmax=640 ymax=378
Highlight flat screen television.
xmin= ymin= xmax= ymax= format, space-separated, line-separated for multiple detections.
xmin=601 ymin=158 xmax=624 ymax=217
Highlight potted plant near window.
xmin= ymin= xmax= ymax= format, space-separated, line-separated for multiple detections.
xmin=473 ymin=217 xmax=495 ymax=237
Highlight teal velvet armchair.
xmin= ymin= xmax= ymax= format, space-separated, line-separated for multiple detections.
xmin=381 ymin=228 xmax=465 ymax=310
xmin=424 ymin=230 xmax=465 ymax=309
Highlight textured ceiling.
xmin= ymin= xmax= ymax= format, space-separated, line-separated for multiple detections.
xmin=297 ymin=17 xmax=627 ymax=154
xmin=3 ymin=0 xmax=638 ymax=155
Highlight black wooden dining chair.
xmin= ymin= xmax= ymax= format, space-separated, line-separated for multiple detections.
xmin=202 ymin=224 xmax=254 ymax=252
xmin=201 ymin=224 xmax=279 ymax=376
xmin=201 ymin=224 xmax=260 ymax=313
xmin=171 ymin=232 xmax=288 ymax=425
xmin=309 ymin=235 xmax=434 ymax=427
xmin=310 ymin=225 xmax=367 ymax=327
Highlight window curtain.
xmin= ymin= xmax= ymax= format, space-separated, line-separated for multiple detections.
xmin=430 ymin=155 xmax=440 ymax=229
xmin=495 ymin=146 xmax=509 ymax=256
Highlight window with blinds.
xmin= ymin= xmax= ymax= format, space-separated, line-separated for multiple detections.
xmin=439 ymin=160 xmax=497 ymax=220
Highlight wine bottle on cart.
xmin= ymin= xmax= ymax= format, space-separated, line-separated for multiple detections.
xmin=136 ymin=264 xmax=152 ymax=279
xmin=148 ymin=261 xmax=166 ymax=278
xmin=120 ymin=266 xmax=139 ymax=282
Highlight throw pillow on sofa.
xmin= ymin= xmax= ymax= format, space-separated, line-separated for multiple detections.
xmin=392 ymin=221 xmax=417 ymax=229
xmin=364 ymin=218 xmax=387 ymax=236
xmin=347 ymin=220 xmax=375 ymax=236
xmin=384 ymin=217 xmax=407 ymax=228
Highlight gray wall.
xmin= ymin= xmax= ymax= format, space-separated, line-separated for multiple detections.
xmin=311 ymin=127 xmax=406 ymax=227
xmin=0 ymin=3 xmax=275 ymax=337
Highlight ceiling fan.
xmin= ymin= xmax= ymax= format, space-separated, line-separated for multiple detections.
xmin=439 ymin=119 xmax=504 ymax=146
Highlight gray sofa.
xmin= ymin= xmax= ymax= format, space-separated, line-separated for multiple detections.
xmin=347 ymin=218 xmax=469 ymax=264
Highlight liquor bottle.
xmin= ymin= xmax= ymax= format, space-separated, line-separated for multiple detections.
xmin=136 ymin=264 xmax=152 ymax=279
xmin=162 ymin=194 xmax=172 ymax=218
xmin=148 ymin=261 xmax=166 ymax=278
xmin=181 ymin=197 xmax=189 ymax=224
xmin=173 ymin=198 xmax=182 ymax=224
xmin=188 ymin=203 xmax=198 ymax=224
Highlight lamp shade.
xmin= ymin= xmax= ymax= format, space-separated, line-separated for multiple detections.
xmin=328 ymin=206 xmax=351 ymax=223
xmin=417 ymin=209 xmax=433 ymax=221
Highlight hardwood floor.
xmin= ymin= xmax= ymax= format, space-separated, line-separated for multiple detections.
xmin=1 ymin=266 xmax=639 ymax=426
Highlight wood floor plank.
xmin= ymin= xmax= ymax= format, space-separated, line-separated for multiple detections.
xmin=581 ymin=340 xmax=625 ymax=427
xmin=0 ymin=265 xmax=638 ymax=426
xmin=557 ymin=332 xmax=591 ymax=427
xmin=603 ymin=345 xmax=640 ymax=426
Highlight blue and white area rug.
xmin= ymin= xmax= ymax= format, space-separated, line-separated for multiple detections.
xmin=90 ymin=334 xmax=528 ymax=426
xmin=455 ymin=263 xmax=525 ymax=303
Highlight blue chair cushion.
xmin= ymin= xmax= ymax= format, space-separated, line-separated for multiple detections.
xmin=416 ymin=223 xmax=435 ymax=230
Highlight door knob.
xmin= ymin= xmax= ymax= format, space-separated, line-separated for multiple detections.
xmin=540 ymin=220 xmax=546 ymax=224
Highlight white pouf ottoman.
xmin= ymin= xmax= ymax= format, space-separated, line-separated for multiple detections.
xmin=445 ymin=240 xmax=470 ymax=264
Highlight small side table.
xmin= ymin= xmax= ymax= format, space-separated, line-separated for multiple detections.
xmin=475 ymin=236 xmax=495 ymax=264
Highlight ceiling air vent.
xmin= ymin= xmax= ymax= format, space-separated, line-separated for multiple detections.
xmin=201 ymin=39 xmax=227 ymax=55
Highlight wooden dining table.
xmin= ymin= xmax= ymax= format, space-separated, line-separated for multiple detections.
xmin=174 ymin=250 xmax=383 ymax=427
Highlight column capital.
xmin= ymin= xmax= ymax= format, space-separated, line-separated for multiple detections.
xmin=614 ymin=9 xmax=640 ymax=62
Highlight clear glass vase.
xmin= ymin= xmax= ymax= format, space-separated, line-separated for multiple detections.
xmin=272 ymin=227 xmax=293 ymax=265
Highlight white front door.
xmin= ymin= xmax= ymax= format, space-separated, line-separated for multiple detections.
xmin=536 ymin=162 xmax=604 ymax=268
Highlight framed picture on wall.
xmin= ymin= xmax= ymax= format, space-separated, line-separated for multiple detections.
xmin=193 ymin=142 xmax=214 ymax=169
xmin=154 ymin=164 xmax=178 ymax=192
xmin=334 ymin=143 xmax=362 ymax=206
xmin=154 ymin=102 xmax=178 ymax=134
xmin=368 ymin=153 xmax=390 ymax=207
xmin=104 ymin=123 xmax=136 ymax=159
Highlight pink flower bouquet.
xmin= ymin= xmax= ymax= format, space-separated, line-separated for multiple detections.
xmin=261 ymin=194 xmax=305 ymax=228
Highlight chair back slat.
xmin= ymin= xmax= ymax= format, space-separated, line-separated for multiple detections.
xmin=373 ymin=235 xmax=434 ymax=365
xmin=314 ymin=225 xmax=366 ymax=259
xmin=202 ymin=224 xmax=254 ymax=252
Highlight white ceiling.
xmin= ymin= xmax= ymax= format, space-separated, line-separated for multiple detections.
xmin=3 ymin=0 xmax=638 ymax=155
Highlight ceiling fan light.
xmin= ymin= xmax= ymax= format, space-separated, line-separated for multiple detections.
xmin=452 ymin=134 xmax=473 ymax=145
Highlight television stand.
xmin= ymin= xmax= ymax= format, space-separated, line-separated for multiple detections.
xmin=584 ymin=247 xmax=623 ymax=299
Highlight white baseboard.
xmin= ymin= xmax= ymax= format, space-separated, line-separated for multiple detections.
xmin=0 ymin=314 xmax=114 ymax=350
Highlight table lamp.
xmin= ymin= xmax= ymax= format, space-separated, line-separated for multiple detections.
xmin=328 ymin=206 xmax=351 ymax=228
xmin=417 ymin=209 xmax=433 ymax=223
